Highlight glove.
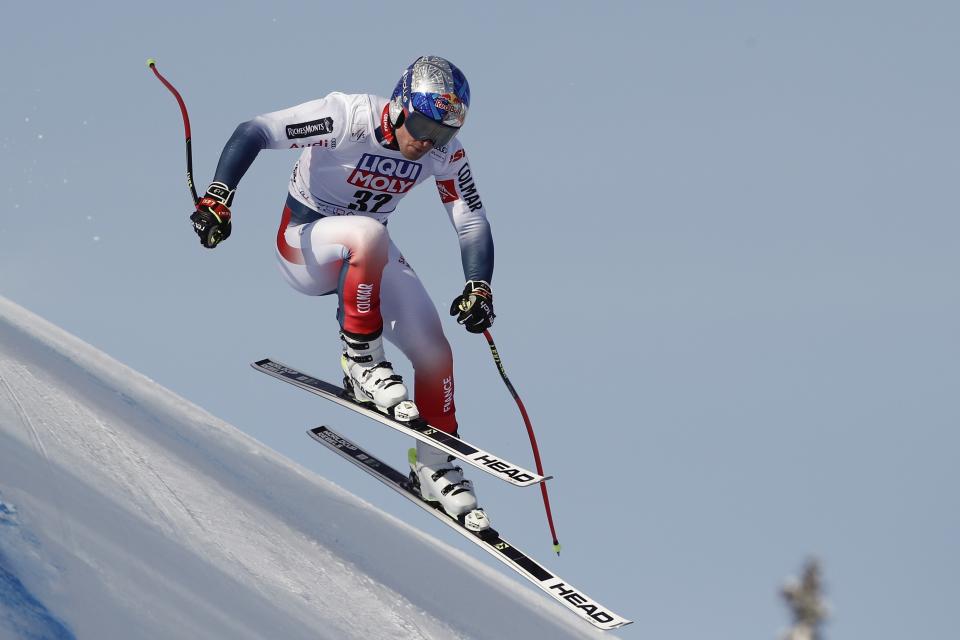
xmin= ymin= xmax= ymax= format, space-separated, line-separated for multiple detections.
xmin=190 ymin=182 xmax=234 ymax=249
xmin=449 ymin=280 xmax=495 ymax=333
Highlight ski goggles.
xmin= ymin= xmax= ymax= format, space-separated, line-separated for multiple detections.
xmin=404 ymin=110 xmax=460 ymax=147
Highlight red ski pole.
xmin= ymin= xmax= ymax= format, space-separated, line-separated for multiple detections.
xmin=482 ymin=329 xmax=561 ymax=554
xmin=146 ymin=58 xmax=200 ymax=206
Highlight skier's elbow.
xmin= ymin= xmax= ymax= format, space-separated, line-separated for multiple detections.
xmin=232 ymin=119 xmax=271 ymax=150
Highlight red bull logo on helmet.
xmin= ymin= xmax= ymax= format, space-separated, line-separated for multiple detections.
xmin=437 ymin=92 xmax=466 ymax=126
xmin=348 ymin=153 xmax=422 ymax=194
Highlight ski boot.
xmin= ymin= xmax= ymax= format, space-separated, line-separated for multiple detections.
xmin=340 ymin=331 xmax=419 ymax=421
xmin=408 ymin=441 xmax=490 ymax=532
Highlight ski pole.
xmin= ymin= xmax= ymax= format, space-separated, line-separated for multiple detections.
xmin=482 ymin=329 xmax=561 ymax=554
xmin=146 ymin=59 xmax=200 ymax=206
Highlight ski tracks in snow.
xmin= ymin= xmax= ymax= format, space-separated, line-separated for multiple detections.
xmin=0 ymin=361 xmax=76 ymax=551
xmin=0 ymin=365 xmax=50 ymax=461
xmin=72 ymin=401 xmax=208 ymax=537
xmin=0 ymin=359 xmax=207 ymax=547
xmin=0 ymin=359 xmax=457 ymax=639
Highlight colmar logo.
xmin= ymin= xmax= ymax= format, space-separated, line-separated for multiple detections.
xmin=436 ymin=179 xmax=457 ymax=203
xmin=356 ymin=283 xmax=374 ymax=313
xmin=449 ymin=148 xmax=465 ymax=163
xmin=348 ymin=154 xmax=422 ymax=194
xmin=456 ymin=163 xmax=483 ymax=211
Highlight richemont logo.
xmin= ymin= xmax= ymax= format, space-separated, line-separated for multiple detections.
xmin=472 ymin=454 xmax=534 ymax=483
xmin=286 ymin=117 xmax=334 ymax=139
xmin=348 ymin=154 xmax=422 ymax=194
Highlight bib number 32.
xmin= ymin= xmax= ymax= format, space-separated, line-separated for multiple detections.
xmin=347 ymin=190 xmax=392 ymax=212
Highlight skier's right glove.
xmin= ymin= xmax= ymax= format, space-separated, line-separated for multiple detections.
xmin=190 ymin=182 xmax=234 ymax=249
xmin=449 ymin=280 xmax=495 ymax=333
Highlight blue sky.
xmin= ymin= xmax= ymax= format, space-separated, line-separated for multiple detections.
xmin=2 ymin=2 xmax=958 ymax=638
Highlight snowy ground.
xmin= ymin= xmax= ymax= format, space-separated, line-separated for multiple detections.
xmin=0 ymin=295 xmax=604 ymax=640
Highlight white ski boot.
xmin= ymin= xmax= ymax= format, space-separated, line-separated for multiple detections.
xmin=341 ymin=332 xmax=419 ymax=421
xmin=409 ymin=441 xmax=490 ymax=532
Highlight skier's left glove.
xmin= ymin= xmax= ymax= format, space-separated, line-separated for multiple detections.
xmin=449 ymin=280 xmax=495 ymax=333
xmin=190 ymin=182 xmax=234 ymax=249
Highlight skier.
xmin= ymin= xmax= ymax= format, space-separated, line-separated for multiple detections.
xmin=190 ymin=56 xmax=494 ymax=523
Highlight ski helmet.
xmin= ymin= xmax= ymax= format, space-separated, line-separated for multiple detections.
xmin=389 ymin=56 xmax=470 ymax=147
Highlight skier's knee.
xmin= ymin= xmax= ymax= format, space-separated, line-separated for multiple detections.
xmin=349 ymin=217 xmax=388 ymax=254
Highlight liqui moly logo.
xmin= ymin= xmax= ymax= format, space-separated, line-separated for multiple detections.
xmin=348 ymin=154 xmax=422 ymax=194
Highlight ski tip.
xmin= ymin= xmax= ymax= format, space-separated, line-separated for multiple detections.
xmin=541 ymin=475 xmax=555 ymax=483
xmin=146 ymin=58 xmax=157 ymax=68
xmin=553 ymin=542 xmax=562 ymax=556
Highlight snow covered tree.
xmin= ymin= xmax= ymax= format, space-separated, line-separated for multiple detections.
xmin=780 ymin=558 xmax=828 ymax=640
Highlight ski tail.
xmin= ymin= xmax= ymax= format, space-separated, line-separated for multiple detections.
xmin=308 ymin=426 xmax=632 ymax=631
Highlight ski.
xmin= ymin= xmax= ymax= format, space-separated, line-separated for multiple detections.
xmin=308 ymin=426 xmax=632 ymax=631
xmin=253 ymin=358 xmax=549 ymax=488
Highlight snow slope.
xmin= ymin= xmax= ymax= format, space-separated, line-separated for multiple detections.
xmin=0 ymin=295 xmax=604 ymax=640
